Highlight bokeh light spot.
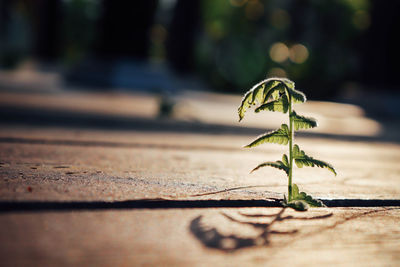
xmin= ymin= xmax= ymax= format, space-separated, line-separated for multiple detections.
xmin=289 ymin=44 xmax=309 ymax=64
xmin=269 ymin=42 xmax=289 ymax=63
xmin=267 ymin=67 xmax=287 ymax=78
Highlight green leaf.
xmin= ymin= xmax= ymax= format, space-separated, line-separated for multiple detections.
xmin=281 ymin=78 xmax=294 ymax=88
xmin=284 ymin=200 xmax=309 ymax=211
xmin=251 ymin=154 xmax=289 ymax=175
xmin=238 ymin=88 xmax=254 ymax=122
xmin=250 ymin=160 xmax=289 ymax=175
xmin=251 ymin=83 xmax=265 ymax=104
xmin=280 ymin=78 xmax=306 ymax=103
xmin=238 ymin=78 xmax=305 ymax=121
xmin=255 ymin=94 xmax=289 ymax=113
xmin=245 ymin=124 xmax=290 ymax=148
xmin=291 ymin=111 xmax=318 ymax=130
xmin=291 ymin=183 xmax=301 ymax=199
xmin=293 ymin=145 xmax=337 ymax=175
xmin=271 ymin=89 xmax=281 ymax=100
xmin=238 ymin=78 xmax=293 ymax=121
xmin=274 ymin=78 xmax=306 ymax=104
xmin=286 ymin=87 xmax=306 ymax=103
xmin=291 ymin=184 xmax=326 ymax=208
xmin=282 ymin=154 xmax=289 ymax=167
xmin=263 ymin=82 xmax=285 ymax=102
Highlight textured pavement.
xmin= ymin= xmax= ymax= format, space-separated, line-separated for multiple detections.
xmin=0 ymin=88 xmax=399 ymax=266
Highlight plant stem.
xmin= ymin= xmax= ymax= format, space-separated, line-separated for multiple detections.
xmin=288 ymin=96 xmax=294 ymax=201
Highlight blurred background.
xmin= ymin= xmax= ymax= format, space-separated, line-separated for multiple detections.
xmin=0 ymin=0 xmax=400 ymax=139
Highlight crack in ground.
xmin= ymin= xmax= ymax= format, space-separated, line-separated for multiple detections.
xmin=0 ymin=199 xmax=399 ymax=213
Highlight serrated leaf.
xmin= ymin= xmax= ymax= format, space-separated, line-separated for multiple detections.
xmin=291 ymin=111 xmax=318 ymax=130
xmin=238 ymin=89 xmax=254 ymax=122
xmin=251 ymin=83 xmax=265 ymax=104
xmin=284 ymin=200 xmax=309 ymax=211
xmin=279 ymin=78 xmax=306 ymax=103
xmin=271 ymin=89 xmax=280 ymax=100
xmin=282 ymin=154 xmax=289 ymax=167
xmin=250 ymin=160 xmax=289 ymax=175
xmin=286 ymin=87 xmax=306 ymax=103
xmin=262 ymin=79 xmax=282 ymax=101
xmin=293 ymin=145 xmax=337 ymax=175
xmin=245 ymin=124 xmax=289 ymax=148
xmin=238 ymin=78 xmax=293 ymax=121
xmin=263 ymin=82 xmax=285 ymax=102
xmin=282 ymin=78 xmax=295 ymax=89
xmin=291 ymin=184 xmax=326 ymax=208
xmin=255 ymin=94 xmax=289 ymax=113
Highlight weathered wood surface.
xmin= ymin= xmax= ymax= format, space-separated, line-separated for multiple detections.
xmin=0 ymin=89 xmax=399 ymax=266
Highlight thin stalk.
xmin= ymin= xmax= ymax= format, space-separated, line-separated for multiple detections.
xmin=288 ymin=96 xmax=294 ymax=201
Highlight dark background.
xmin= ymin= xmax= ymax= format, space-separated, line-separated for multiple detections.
xmin=1 ymin=0 xmax=399 ymax=100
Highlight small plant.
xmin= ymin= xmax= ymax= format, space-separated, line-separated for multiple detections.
xmin=238 ymin=77 xmax=336 ymax=211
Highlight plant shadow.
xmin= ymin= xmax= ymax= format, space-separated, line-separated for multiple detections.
xmin=189 ymin=208 xmax=332 ymax=252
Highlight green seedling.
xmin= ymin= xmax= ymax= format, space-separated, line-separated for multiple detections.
xmin=238 ymin=77 xmax=336 ymax=211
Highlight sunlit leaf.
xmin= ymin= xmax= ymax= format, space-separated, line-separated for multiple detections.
xmin=263 ymin=82 xmax=285 ymax=102
xmin=286 ymin=87 xmax=306 ymax=103
xmin=238 ymin=78 xmax=292 ymax=121
xmin=291 ymin=111 xmax=318 ymax=130
xmin=250 ymin=160 xmax=289 ymax=175
xmin=238 ymin=88 xmax=255 ymax=122
xmin=281 ymin=78 xmax=306 ymax=103
xmin=291 ymin=184 xmax=326 ymax=207
xmin=284 ymin=199 xmax=309 ymax=211
xmin=251 ymin=83 xmax=265 ymax=104
xmin=282 ymin=78 xmax=295 ymax=89
xmin=293 ymin=145 xmax=337 ymax=175
xmin=282 ymin=154 xmax=289 ymax=168
xmin=245 ymin=124 xmax=290 ymax=147
xmin=255 ymin=94 xmax=289 ymax=113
